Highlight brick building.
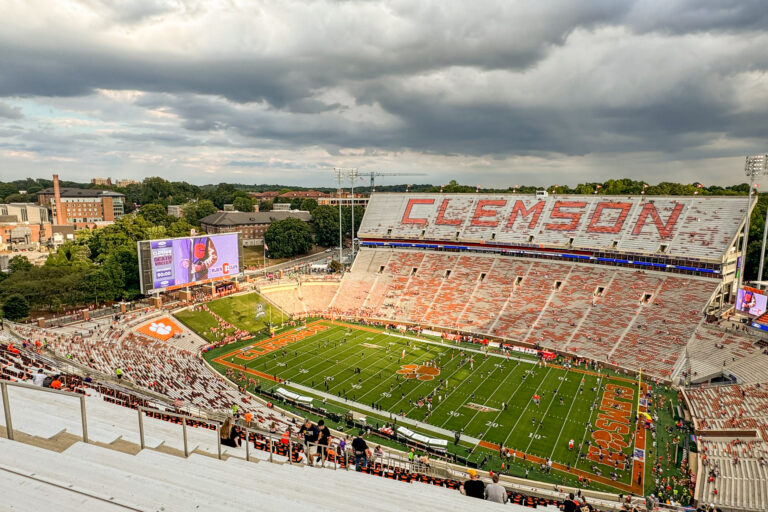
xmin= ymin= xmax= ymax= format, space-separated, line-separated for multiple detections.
xmin=199 ymin=210 xmax=312 ymax=245
xmin=37 ymin=187 xmax=125 ymax=225
xmin=0 ymin=203 xmax=52 ymax=248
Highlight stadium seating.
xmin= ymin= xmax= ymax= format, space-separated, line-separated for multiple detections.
xmin=5 ymin=315 xmax=293 ymax=429
xmin=0 ymin=373 xmax=598 ymax=512
xmin=684 ymin=383 xmax=768 ymax=510
xmin=684 ymin=325 xmax=767 ymax=384
xmin=694 ymin=438 xmax=768 ymax=512
xmin=328 ymin=249 xmax=721 ymax=378
xmin=359 ymin=194 xmax=748 ymax=261
xmin=686 ymin=383 xmax=768 ymax=441
xmin=261 ymin=281 xmax=339 ymax=316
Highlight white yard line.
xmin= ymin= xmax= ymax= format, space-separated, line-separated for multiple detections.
xmin=501 ymin=366 xmax=554 ymax=449
xmin=548 ymin=372 xmax=582 ymax=460
xmin=478 ymin=361 xmax=541 ymax=442
xmin=455 ymin=360 xmax=521 ymax=432
xmin=523 ymin=368 xmax=571 ymax=453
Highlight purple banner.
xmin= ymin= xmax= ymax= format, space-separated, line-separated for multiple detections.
xmin=149 ymin=233 xmax=240 ymax=290
xmin=736 ymin=288 xmax=767 ymax=317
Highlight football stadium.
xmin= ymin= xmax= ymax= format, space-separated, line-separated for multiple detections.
xmin=4 ymin=190 xmax=768 ymax=512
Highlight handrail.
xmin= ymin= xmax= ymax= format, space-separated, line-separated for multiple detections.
xmin=1 ymin=380 xmax=88 ymax=443
xmin=137 ymin=405 xmax=216 ymax=458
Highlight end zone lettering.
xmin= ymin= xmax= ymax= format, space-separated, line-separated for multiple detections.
xmin=588 ymin=383 xmax=635 ymax=463
xmin=236 ymin=324 xmax=329 ymax=360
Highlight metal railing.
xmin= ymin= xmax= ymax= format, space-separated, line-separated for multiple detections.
xmin=1 ymin=380 xmax=88 ymax=443
xmin=137 ymin=406 xmax=215 ymax=458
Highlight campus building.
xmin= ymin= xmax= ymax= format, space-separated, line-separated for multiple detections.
xmin=0 ymin=203 xmax=52 ymax=248
xmin=37 ymin=176 xmax=125 ymax=226
xmin=199 ymin=210 xmax=312 ymax=246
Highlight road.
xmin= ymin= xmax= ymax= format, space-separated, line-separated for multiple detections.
xmin=244 ymin=248 xmax=350 ymax=276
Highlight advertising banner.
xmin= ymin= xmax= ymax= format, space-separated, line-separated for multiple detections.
xmin=148 ymin=233 xmax=240 ymax=291
xmin=736 ymin=288 xmax=767 ymax=316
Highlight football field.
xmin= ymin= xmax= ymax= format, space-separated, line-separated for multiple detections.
xmin=203 ymin=318 xmax=649 ymax=493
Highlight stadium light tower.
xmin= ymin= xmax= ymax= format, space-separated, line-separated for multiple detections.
xmin=333 ymin=168 xmax=345 ymax=265
xmin=751 ymin=155 xmax=768 ymax=282
xmin=346 ymin=168 xmax=360 ymax=261
xmin=738 ymin=155 xmax=768 ymax=293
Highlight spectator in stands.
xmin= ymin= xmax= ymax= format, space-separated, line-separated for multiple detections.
xmin=460 ymin=469 xmax=485 ymax=499
xmin=299 ymin=419 xmax=319 ymax=465
xmin=351 ymin=430 xmax=370 ymax=472
xmin=562 ymin=493 xmax=579 ymax=512
xmin=484 ymin=473 xmax=507 ymax=504
xmin=50 ymin=375 xmax=62 ymax=390
xmin=220 ymin=417 xmax=241 ymax=448
xmin=32 ymin=369 xmax=46 ymax=386
xmin=578 ymin=497 xmax=594 ymax=511
xmin=315 ymin=419 xmax=331 ymax=467
xmin=373 ymin=445 xmax=384 ymax=465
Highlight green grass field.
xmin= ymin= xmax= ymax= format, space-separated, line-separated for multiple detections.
xmin=200 ymin=315 xmax=674 ymax=494
xmin=175 ymin=292 xmax=284 ymax=342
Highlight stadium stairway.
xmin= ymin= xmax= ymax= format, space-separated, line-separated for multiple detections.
xmin=0 ymin=384 xmax=533 ymax=511
xmin=0 ymin=436 xmax=524 ymax=512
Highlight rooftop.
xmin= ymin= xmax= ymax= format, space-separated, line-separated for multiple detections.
xmin=199 ymin=210 xmax=312 ymax=226
xmin=38 ymin=187 xmax=125 ymax=198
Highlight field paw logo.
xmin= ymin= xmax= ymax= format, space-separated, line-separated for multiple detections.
xmin=396 ymin=364 xmax=440 ymax=381
xmin=149 ymin=322 xmax=173 ymax=336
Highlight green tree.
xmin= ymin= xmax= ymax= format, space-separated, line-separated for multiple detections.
xmin=342 ymin=205 xmax=365 ymax=239
xmin=79 ymin=268 xmax=117 ymax=304
xmin=259 ymin=200 xmax=273 ymax=212
xmin=233 ymin=196 xmax=254 ymax=212
xmin=183 ymin=200 xmax=218 ymax=226
xmin=312 ymin=205 xmax=341 ymax=247
xmin=264 ymin=218 xmax=313 ymax=258
xmin=300 ymin=198 xmax=318 ymax=213
xmin=2 ymin=294 xmax=29 ymax=321
xmin=329 ymin=260 xmax=342 ymax=273
xmin=8 ymin=255 xmax=33 ymax=273
xmin=138 ymin=203 xmax=170 ymax=226
xmin=141 ymin=177 xmax=173 ymax=204
xmin=167 ymin=219 xmax=196 ymax=238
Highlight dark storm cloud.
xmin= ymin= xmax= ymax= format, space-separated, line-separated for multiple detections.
xmin=0 ymin=1 xmax=633 ymax=105
xmin=1 ymin=0 xmax=767 ymax=185
xmin=625 ymin=0 xmax=768 ymax=35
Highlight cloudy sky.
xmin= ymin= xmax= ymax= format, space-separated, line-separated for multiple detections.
xmin=1 ymin=0 xmax=767 ymax=188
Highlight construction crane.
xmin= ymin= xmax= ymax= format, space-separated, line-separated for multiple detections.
xmin=357 ymin=172 xmax=427 ymax=190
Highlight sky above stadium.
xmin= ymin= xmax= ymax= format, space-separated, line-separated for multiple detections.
xmin=1 ymin=0 xmax=767 ymax=188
